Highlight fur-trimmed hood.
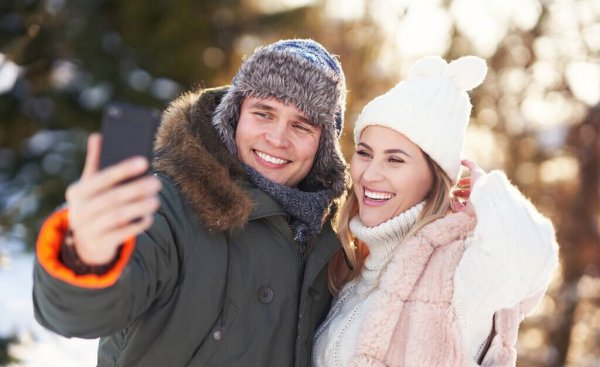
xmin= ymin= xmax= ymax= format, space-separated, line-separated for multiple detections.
xmin=152 ymin=87 xmax=347 ymax=233
xmin=212 ymin=40 xmax=348 ymax=196
xmin=153 ymin=87 xmax=254 ymax=232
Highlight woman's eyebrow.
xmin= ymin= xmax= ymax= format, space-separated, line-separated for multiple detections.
xmin=357 ymin=142 xmax=412 ymax=157
xmin=384 ymin=148 xmax=411 ymax=157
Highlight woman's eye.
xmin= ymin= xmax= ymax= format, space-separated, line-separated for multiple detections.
xmin=356 ymin=150 xmax=371 ymax=158
xmin=389 ymin=157 xmax=404 ymax=163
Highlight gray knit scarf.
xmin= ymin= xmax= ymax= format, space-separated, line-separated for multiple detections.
xmin=243 ymin=164 xmax=335 ymax=244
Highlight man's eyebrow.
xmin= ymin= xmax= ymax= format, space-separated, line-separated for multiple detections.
xmin=250 ymin=102 xmax=275 ymax=111
xmin=293 ymin=113 xmax=312 ymax=125
xmin=250 ymin=101 xmax=312 ymax=125
xmin=357 ymin=142 xmax=412 ymax=158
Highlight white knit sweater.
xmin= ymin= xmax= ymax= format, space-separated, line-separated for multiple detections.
xmin=313 ymin=202 xmax=425 ymax=367
xmin=313 ymin=170 xmax=557 ymax=366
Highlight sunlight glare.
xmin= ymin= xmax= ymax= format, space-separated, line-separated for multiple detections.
xmin=0 ymin=53 xmax=21 ymax=95
xmin=539 ymin=156 xmax=579 ymax=184
xmin=499 ymin=68 xmax=529 ymax=94
xmin=515 ymin=162 xmax=537 ymax=185
xmin=463 ymin=126 xmax=505 ymax=168
xmin=521 ymin=91 xmax=575 ymax=128
xmin=395 ymin=4 xmax=451 ymax=58
xmin=532 ymin=61 xmax=562 ymax=90
xmin=583 ymin=24 xmax=600 ymax=52
xmin=451 ymin=0 xmax=504 ymax=57
xmin=326 ymin=0 xmax=364 ymax=20
xmin=566 ymin=61 xmax=600 ymax=106
xmin=520 ymin=328 xmax=545 ymax=349
xmin=247 ymin=0 xmax=316 ymax=13
xmin=451 ymin=0 xmax=541 ymax=56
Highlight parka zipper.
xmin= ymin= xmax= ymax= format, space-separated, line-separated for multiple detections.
xmin=278 ymin=215 xmax=308 ymax=264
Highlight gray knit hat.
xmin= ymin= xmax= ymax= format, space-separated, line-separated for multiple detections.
xmin=212 ymin=39 xmax=348 ymax=197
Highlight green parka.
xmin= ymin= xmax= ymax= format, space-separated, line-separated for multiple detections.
xmin=33 ymin=87 xmax=342 ymax=367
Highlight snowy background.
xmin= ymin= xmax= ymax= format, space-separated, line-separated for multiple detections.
xmin=0 ymin=242 xmax=97 ymax=366
xmin=2 ymin=0 xmax=600 ymax=365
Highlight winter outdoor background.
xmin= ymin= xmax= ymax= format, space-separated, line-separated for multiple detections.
xmin=1 ymin=0 xmax=599 ymax=366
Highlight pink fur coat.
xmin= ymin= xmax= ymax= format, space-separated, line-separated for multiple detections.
xmin=348 ymin=212 xmax=544 ymax=367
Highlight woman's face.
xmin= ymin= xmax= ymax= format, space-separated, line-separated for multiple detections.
xmin=351 ymin=125 xmax=433 ymax=227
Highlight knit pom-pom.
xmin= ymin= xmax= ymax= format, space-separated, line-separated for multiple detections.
xmin=446 ymin=56 xmax=487 ymax=91
xmin=408 ymin=55 xmax=447 ymax=80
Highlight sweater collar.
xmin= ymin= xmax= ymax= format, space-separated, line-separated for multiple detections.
xmin=350 ymin=201 xmax=425 ymax=284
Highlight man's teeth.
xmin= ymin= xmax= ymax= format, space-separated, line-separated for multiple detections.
xmin=364 ymin=190 xmax=394 ymax=200
xmin=256 ymin=151 xmax=288 ymax=165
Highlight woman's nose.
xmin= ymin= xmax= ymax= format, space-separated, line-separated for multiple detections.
xmin=361 ymin=161 xmax=384 ymax=183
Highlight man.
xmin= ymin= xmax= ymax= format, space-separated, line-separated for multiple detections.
xmin=33 ymin=39 xmax=348 ymax=367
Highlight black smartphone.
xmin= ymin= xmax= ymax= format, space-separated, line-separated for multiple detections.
xmin=99 ymin=102 xmax=161 ymax=181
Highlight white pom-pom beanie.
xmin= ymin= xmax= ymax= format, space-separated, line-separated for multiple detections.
xmin=353 ymin=55 xmax=487 ymax=184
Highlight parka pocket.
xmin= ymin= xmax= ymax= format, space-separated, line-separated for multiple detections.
xmin=187 ymin=301 xmax=241 ymax=366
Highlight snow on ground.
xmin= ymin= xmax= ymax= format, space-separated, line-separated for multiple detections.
xmin=0 ymin=243 xmax=97 ymax=366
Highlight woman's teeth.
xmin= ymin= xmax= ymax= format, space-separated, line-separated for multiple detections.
xmin=364 ymin=190 xmax=394 ymax=201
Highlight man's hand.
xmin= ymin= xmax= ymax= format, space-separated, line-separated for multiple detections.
xmin=65 ymin=133 xmax=162 ymax=265
xmin=450 ymin=159 xmax=485 ymax=217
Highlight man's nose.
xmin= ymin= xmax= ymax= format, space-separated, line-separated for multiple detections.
xmin=265 ymin=121 xmax=291 ymax=148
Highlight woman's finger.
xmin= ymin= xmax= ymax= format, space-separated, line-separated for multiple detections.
xmin=461 ymin=158 xmax=486 ymax=187
xmin=457 ymin=177 xmax=470 ymax=187
xmin=462 ymin=201 xmax=476 ymax=217
xmin=450 ymin=199 xmax=466 ymax=213
xmin=453 ymin=189 xmax=471 ymax=198
xmin=461 ymin=159 xmax=480 ymax=172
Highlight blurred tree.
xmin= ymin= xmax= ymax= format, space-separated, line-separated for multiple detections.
xmin=552 ymin=104 xmax=600 ymax=366
xmin=1 ymin=0 xmax=599 ymax=366
xmin=0 ymin=0 xmax=316 ymax=248
xmin=0 ymin=1 xmax=315 ymax=360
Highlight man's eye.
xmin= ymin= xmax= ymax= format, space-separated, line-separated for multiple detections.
xmin=253 ymin=112 xmax=270 ymax=119
xmin=293 ymin=123 xmax=312 ymax=132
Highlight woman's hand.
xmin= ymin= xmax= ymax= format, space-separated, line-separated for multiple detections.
xmin=450 ymin=159 xmax=486 ymax=217
xmin=65 ymin=133 xmax=162 ymax=265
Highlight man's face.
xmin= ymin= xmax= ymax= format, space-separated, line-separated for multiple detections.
xmin=235 ymin=96 xmax=323 ymax=187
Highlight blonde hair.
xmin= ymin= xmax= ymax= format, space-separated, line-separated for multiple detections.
xmin=327 ymin=153 xmax=454 ymax=295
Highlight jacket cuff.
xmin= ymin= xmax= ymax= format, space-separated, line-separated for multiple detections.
xmin=60 ymin=231 xmax=123 ymax=276
xmin=36 ymin=207 xmax=136 ymax=289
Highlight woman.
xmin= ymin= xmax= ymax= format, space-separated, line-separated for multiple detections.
xmin=313 ymin=56 xmax=558 ymax=366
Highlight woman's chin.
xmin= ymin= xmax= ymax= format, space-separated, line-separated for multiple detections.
xmin=359 ymin=213 xmax=389 ymax=228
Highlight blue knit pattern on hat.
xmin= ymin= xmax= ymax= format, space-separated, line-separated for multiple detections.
xmin=272 ymin=40 xmax=343 ymax=75
xmin=211 ymin=38 xmax=348 ymax=200
xmin=271 ymin=39 xmax=344 ymax=135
